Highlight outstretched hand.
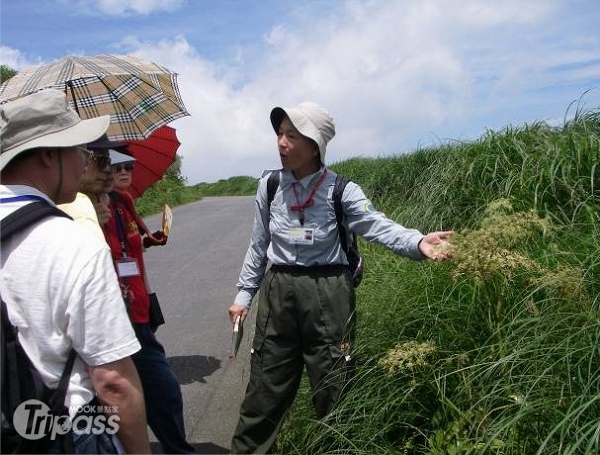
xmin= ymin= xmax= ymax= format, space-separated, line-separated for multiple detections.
xmin=418 ymin=230 xmax=454 ymax=261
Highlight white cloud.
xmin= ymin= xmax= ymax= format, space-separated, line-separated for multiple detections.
xmin=263 ymin=25 xmax=286 ymax=46
xmin=119 ymin=35 xmax=277 ymax=183
xmin=4 ymin=0 xmax=598 ymax=184
xmin=72 ymin=0 xmax=183 ymax=16
xmin=0 ymin=46 xmax=40 ymax=70
xmin=118 ymin=0 xmax=599 ymax=183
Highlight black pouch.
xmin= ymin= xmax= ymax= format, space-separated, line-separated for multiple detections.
xmin=148 ymin=293 xmax=165 ymax=331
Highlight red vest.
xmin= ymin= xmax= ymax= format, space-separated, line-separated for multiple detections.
xmin=103 ymin=191 xmax=150 ymax=323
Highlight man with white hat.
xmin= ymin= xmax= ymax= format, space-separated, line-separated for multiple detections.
xmin=0 ymin=89 xmax=150 ymax=454
xmin=228 ymin=101 xmax=453 ymax=453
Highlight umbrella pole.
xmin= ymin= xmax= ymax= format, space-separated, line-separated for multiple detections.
xmin=66 ymin=81 xmax=80 ymax=115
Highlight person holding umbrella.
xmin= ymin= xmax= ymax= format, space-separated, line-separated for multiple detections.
xmin=0 ymin=89 xmax=150 ymax=454
xmin=98 ymin=149 xmax=194 ymax=454
xmin=58 ymin=138 xmax=114 ymax=239
xmin=109 ymin=149 xmax=167 ymax=248
xmin=61 ymin=136 xmax=187 ymax=452
xmin=112 ymin=151 xmax=135 ymax=192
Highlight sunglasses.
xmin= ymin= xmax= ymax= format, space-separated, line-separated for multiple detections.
xmin=114 ymin=163 xmax=134 ymax=172
xmin=75 ymin=146 xmax=93 ymax=166
xmin=90 ymin=153 xmax=112 ymax=169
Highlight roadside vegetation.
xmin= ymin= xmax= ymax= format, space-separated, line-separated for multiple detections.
xmin=134 ymin=163 xmax=256 ymax=217
xmin=139 ymin=104 xmax=599 ymax=454
xmin=275 ymin=106 xmax=599 ymax=454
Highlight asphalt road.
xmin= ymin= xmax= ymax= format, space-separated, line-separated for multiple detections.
xmin=142 ymin=196 xmax=257 ymax=454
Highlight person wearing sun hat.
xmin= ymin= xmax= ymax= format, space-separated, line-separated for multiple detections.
xmin=228 ymin=101 xmax=454 ymax=453
xmin=100 ymin=147 xmax=193 ymax=455
xmin=109 ymin=148 xmax=136 ymax=189
xmin=107 ymin=148 xmax=168 ymax=248
xmin=0 ymin=89 xmax=150 ymax=454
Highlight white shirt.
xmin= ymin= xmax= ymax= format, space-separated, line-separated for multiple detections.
xmin=0 ymin=185 xmax=140 ymax=417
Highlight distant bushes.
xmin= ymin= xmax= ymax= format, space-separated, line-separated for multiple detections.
xmin=134 ymin=173 xmax=257 ymax=217
xmin=192 ymin=175 xmax=258 ymax=197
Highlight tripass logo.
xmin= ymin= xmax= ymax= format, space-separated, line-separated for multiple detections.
xmin=13 ymin=399 xmax=120 ymax=441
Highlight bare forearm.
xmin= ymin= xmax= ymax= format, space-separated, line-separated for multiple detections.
xmin=91 ymin=358 xmax=151 ymax=454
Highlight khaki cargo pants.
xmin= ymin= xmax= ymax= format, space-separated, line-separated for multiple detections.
xmin=231 ymin=265 xmax=356 ymax=454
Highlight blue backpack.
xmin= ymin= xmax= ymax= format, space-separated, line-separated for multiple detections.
xmin=266 ymin=170 xmax=364 ymax=287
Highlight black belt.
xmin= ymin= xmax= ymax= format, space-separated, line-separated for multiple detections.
xmin=270 ymin=264 xmax=348 ymax=274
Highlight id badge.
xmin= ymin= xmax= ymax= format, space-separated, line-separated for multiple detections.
xmin=289 ymin=227 xmax=315 ymax=245
xmin=116 ymin=257 xmax=140 ymax=278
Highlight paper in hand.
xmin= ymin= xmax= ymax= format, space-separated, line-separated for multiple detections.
xmin=229 ymin=315 xmax=244 ymax=359
xmin=162 ymin=204 xmax=173 ymax=237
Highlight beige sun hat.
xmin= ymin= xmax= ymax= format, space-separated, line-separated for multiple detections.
xmin=270 ymin=101 xmax=336 ymax=164
xmin=0 ymin=89 xmax=110 ymax=171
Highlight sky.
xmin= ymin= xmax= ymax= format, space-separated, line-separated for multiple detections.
xmin=1 ymin=0 xmax=599 ymax=185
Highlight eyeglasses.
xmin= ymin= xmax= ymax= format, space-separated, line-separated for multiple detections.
xmin=75 ymin=146 xmax=93 ymax=165
xmin=114 ymin=163 xmax=134 ymax=172
xmin=90 ymin=153 xmax=112 ymax=169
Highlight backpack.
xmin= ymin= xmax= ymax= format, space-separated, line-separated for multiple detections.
xmin=1 ymin=201 xmax=76 ymax=454
xmin=266 ymin=170 xmax=364 ymax=287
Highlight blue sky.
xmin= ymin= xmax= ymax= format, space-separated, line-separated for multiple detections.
xmin=1 ymin=0 xmax=599 ymax=184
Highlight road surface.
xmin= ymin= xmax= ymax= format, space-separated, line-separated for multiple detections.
xmin=143 ymin=196 xmax=256 ymax=454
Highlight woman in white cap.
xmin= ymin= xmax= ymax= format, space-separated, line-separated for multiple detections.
xmin=228 ymin=101 xmax=453 ymax=453
xmin=100 ymin=148 xmax=193 ymax=454
xmin=108 ymin=148 xmax=167 ymax=248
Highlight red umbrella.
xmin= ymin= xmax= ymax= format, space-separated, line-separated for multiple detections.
xmin=124 ymin=125 xmax=181 ymax=198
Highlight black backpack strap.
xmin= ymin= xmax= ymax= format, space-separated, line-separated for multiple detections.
xmin=266 ymin=169 xmax=281 ymax=207
xmin=1 ymin=201 xmax=71 ymax=241
xmin=1 ymin=201 xmax=76 ymax=437
xmin=47 ymin=348 xmax=77 ymax=414
xmin=332 ymin=175 xmax=350 ymax=254
xmin=1 ymin=298 xmax=23 ymax=421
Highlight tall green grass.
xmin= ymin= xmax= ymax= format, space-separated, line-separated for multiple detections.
xmin=276 ymin=108 xmax=599 ymax=454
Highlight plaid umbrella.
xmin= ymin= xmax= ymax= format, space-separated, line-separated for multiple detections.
xmin=124 ymin=125 xmax=181 ymax=198
xmin=0 ymin=54 xmax=189 ymax=141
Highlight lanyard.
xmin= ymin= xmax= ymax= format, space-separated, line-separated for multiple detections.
xmin=290 ymin=169 xmax=328 ymax=226
xmin=103 ymin=193 xmax=129 ymax=259
xmin=0 ymin=195 xmax=49 ymax=204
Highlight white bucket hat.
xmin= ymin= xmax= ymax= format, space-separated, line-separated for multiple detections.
xmin=109 ymin=149 xmax=136 ymax=165
xmin=270 ymin=101 xmax=335 ymax=164
xmin=0 ymin=89 xmax=110 ymax=171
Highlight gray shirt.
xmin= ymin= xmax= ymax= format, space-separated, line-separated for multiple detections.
xmin=234 ymin=167 xmax=425 ymax=307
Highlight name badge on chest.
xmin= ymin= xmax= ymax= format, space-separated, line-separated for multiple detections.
xmin=116 ymin=257 xmax=140 ymax=278
xmin=289 ymin=227 xmax=315 ymax=245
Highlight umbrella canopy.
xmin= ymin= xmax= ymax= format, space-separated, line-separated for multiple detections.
xmin=0 ymin=54 xmax=189 ymax=141
xmin=124 ymin=125 xmax=181 ymax=198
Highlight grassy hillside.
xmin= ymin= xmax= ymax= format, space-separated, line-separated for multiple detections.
xmin=275 ymin=109 xmax=599 ymax=454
